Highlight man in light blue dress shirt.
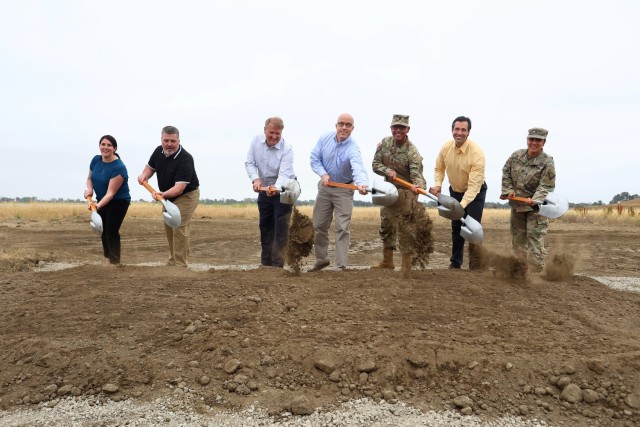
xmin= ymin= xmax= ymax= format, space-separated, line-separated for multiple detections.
xmin=245 ymin=117 xmax=296 ymax=268
xmin=309 ymin=113 xmax=369 ymax=271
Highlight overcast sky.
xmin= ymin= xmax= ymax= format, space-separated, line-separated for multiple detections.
xmin=1 ymin=0 xmax=638 ymax=204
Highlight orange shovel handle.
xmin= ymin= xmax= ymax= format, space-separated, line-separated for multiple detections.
xmin=509 ymin=195 xmax=533 ymax=204
xmin=327 ymin=181 xmax=358 ymax=190
xmin=140 ymin=181 xmax=164 ymax=201
xmin=86 ymin=195 xmax=97 ymax=211
xmin=392 ymin=177 xmax=427 ymax=196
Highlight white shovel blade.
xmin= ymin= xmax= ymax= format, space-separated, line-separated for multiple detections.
xmin=90 ymin=211 xmax=103 ymax=236
xmin=460 ymin=215 xmax=484 ymax=244
xmin=162 ymin=200 xmax=182 ymax=229
xmin=371 ymin=181 xmax=399 ymax=206
xmin=538 ymin=192 xmax=569 ymax=219
xmin=280 ymin=179 xmax=301 ymax=205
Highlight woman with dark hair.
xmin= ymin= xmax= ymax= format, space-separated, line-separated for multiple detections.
xmin=84 ymin=135 xmax=131 ymax=265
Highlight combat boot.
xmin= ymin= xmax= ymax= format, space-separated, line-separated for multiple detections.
xmin=371 ymin=248 xmax=395 ymax=269
xmin=401 ymin=252 xmax=412 ymax=279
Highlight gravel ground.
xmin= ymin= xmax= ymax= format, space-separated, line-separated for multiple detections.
xmin=0 ymin=397 xmax=550 ymax=427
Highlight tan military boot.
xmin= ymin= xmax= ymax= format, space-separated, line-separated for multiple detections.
xmin=401 ymin=252 xmax=412 ymax=279
xmin=371 ymin=248 xmax=395 ymax=269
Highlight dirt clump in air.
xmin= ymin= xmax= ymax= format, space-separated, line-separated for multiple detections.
xmin=399 ymin=199 xmax=434 ymax=277
xmin=286 ymin=207 xmax=314 ymax=275
xmin=544 ymin=253 xmax=577 ymax=281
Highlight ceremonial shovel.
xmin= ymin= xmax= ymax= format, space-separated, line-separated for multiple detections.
xmin=327 ymin=180 xmax=399 ymax=206
xmin=392 ymin=177 xmax=484 ymax=244
xmin=85 ymin=195 xmax=103 ymax=236
xmin=506 ymin=192 xmax=569 ymax=219
xmin=140 ymin=181 xmax=182 ymax=229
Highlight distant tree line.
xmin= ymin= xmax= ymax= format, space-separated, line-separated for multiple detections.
xmin=609 ymin=192 xmax=639 ymax=205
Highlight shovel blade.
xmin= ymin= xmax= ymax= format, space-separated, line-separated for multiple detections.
xmin=460 ymin=215 xmax=484 ymax=244
xmin=162 ymin=200 xmax=182 ymax=229
xmin=280 ymin=179 xmax=301 ymax=204
xmin=435 ymin=194 xmax=465 ymax=220
xmin=90 ymin=211 xmax=103 ymax=236
xmin=371 ymin=181 xmax=399 ymax=206
xmin=538 ymin=192 xmax=569 ymax=218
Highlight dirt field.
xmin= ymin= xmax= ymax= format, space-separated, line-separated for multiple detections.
xmin=0 ymin=214 xmax=639 ymax=426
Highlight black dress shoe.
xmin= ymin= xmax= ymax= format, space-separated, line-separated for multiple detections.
xmin=448 ymin=263 xmax=461 ymax=270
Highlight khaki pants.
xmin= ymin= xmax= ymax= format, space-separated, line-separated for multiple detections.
xmin=165 ymin=188 xmax=200 ymax=267
xmin=312 ymin=182 xmax=354 ymax=269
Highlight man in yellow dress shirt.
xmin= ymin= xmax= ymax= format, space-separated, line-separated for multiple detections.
xmin=429 ymin=116 xmax=486 ymax=270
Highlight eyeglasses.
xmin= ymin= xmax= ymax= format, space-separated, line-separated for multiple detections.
xmin=527 ymin=138 xmax=544 ymax=143
xmin=336 ymin=122 xmax=354 ymax=129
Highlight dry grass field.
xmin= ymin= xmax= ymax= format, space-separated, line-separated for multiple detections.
xmin=1 ymin=201 xmax=639 ymax=226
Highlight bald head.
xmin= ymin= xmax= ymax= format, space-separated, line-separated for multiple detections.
xmin=335 ymin=113 xmax=355 ymax=142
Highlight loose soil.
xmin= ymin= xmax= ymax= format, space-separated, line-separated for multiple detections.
xmin=1 ymin=215 xmax=639 ymax=426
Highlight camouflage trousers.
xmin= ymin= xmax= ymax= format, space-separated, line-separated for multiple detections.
xmin=378 ymin=189 xmax=418 ymax=254
xmin=510 ymin=209 xmax=548 ymax=269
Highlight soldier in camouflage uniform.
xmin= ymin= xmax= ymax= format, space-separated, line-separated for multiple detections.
xmin=371 ymin=114 xmax=426 ymax=274
xmin=500 ymin=127 xmax=556 ymax=272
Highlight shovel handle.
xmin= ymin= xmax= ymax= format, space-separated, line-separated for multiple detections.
xmin=86 ymin=195 xmax=97 ymax=211
xmin=258 ymin=186 xmax=280 ymax=193
xmin=327 ymin=181 xmax=358 ymax=190
xmin=508 ymin=195 xmax=537 ymax=206
xmin=392 ymin=177 xmax=428 ymax=196
xmin=140 ymin=181 xmax=165 ymax=201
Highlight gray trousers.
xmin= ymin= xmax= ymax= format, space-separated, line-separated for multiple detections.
xmin=312 ymin=182 xmax=354 ymax=269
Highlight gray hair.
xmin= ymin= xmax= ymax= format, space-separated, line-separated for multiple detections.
xmin=162 ymin=125 xmax=180 ymax=137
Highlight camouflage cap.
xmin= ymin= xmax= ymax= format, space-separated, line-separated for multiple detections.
xmin=527 ymin=127 xmax=548 ymax=140
xmin=390 ymin=114 xmax=410 ymax=127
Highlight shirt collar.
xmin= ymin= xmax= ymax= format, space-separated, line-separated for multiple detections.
xmin=261 ymin=135 xmax=283 ymax=149
xmin=163 ymin=145 xmax=183 ymax=158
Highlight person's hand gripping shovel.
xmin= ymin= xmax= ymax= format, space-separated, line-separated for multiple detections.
xmin=140 ymin=181 xmax=182 ymax=229
xmin=393 ymin=177 xmax=484 ymax=244
xmin=258 ymin=179 xmax=302 ymax=205
xmin=85 ymin=195 xmax=103 ymax=236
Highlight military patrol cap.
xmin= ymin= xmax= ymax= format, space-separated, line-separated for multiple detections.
xmin=527 ymin=127 xmax=548 ymax=140
xmin=390 ymin=114 xmax=410 ymax=127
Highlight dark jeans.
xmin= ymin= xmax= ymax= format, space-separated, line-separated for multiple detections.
xmin=98 ymin=199 xmax=130 ymax=264
xmin=449 ymin=182 xmax=487 ymax=268
xmin=258 ymin=192 xmax=292 ymax=268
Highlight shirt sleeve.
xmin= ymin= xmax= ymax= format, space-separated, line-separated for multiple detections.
xmin=408 ymin=150 xmax=426 ymax=189
xmin=460 ymin=148 xmax=485 ymax=208
xmin=274 ymin=144 xmax=295 ymax=189
xmin=371 ymin=139 xmax=387 ymax=177
xmin=174 ymin=155 xmax=195 ymax=184
xmin=433 ymin=144 xmax=447 ymax=188
xmin=245 ymin=138 xmax=259 ymax=183
xmin=349 ymin=144 xmax=369 ymax=186
xmin=310 ymin=137 xmax=327 ymax=177
xmin=501 ymin=153 xmax=515 ymax=196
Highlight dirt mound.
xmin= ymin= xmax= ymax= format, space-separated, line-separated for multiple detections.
xmin=0 ymin=249 xmax=53 ymax=272
xmin=1 ymin=218 xmax=639 ymax=426
xmin=286 ymin=207 xmax=314 ymax=275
